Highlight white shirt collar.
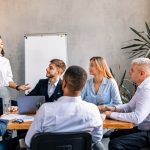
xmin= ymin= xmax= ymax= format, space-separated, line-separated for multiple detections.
xmin=48 ymin=79 xmax=59 ymax=86
xmin=138 ymin=76 xmax=150 ymax=89
xmin=57 ymin=96 xmax=82 ymax=102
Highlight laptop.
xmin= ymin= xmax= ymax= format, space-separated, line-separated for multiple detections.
xmin=17 ymin=96 xmax=45 ymax=114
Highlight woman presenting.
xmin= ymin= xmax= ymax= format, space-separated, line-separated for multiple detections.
xmin=0 ymin=36 xmax=30 ymax=111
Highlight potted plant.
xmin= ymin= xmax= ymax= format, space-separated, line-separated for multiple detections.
xmin=121 ymin=22 xmax=150 ymax=59
xmin=116 ymin=23 xmax=150 ymax=103
xmin=110 ymin=68 xmax=136 ymax=104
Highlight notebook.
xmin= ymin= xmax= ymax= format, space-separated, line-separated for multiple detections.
xmin=17 ymin=96 xmax=45 ymax=114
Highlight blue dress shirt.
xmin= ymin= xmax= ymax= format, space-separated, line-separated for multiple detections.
xmin=48 ymin=80 xmax=59 ymax=98
xmin=81 ymin=77 xmax=122 ymax=105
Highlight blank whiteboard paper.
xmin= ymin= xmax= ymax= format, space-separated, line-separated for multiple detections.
xmin=25 ymin=34 xmax=67 ymax=92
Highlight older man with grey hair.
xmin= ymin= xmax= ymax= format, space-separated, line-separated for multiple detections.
xmin=103 ymin=58 xmax=150 ymax=150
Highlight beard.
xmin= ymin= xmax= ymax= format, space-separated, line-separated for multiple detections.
xmin=46 ymin=73 xmax=55 ymax=78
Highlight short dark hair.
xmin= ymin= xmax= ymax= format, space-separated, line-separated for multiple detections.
xmin=50 ymin=59 xmax=66 ymax=74
xmin=63 ymin=66 xmax=87 ymax=92
xmin=0 ymin=35 xmax=4 ymax=56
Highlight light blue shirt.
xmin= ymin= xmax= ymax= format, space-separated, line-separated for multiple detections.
xmin=48 ymin=80 xmax=59 ymax=97
xmin=111 ymin=76 xmax=150 ymax=130
xmin=81 ymin=78 xmax=122 ymax=105
xmin=25 ymin=96 xmax=103 ymax=147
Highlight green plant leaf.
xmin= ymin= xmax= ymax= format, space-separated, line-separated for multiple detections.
xmin=121 ymin=85 xmax=132 ymax=98
xmin=134 ymin=38 xmax=144 ymax=42
xmin=125 ymin=49 xmax=147 ymax=54
xmin=134 ymin=39 xmax=150 ymax=47
xmin=125 ymin=49 xmax=147 ymax=55
xmin=119 ymin=70 xmax=126 ymax=88
xmin=109 ymin=68 xmax=115 ymax=78
xmin=145 ymin=49 xmax=150 ymax=58
xmin=144 ymin=31 xmax=150 ymax=40
xmin=121 ymin=44 xmax=143 ymax=49
xmin=138 ymin=54 xmax=147 ymax=58
xmin=121 ymin=95 xmax=130 ymax=104
xmin=145 ymin=22 xmax=150 ymax=40
xmin=128 ymin=51 xmax=145 ymax=58
xmin=130 ymin=27 xmax=150 ymax=45
xmin=139 ymin=43 xmax=148 ymax=49
xmin=130 ymin=43 xmax=150 ymax=51
xmin=132 ymin=48 xmax=147 ymax=52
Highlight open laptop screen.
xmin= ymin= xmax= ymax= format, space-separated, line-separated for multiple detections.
xmin=17 ymin=96 xmax=45 ymax=114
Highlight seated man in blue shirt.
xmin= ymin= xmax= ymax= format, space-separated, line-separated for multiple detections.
xmin=27 ymin=59 xmax=66 ymax=102
xmin=103 ymin=58 xmax=150 ymax=150
xmin=25 ymin=65 xmax=104 ymax=150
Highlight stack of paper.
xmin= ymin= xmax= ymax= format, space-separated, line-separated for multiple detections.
xmin=1 ymin=114 xmax=34 ymax=122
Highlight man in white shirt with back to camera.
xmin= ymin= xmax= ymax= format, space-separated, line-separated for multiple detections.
xmin=103 ymin=58 xmax=150 ymax=150
xmin=25 ymin=65 xmax=104 ymax=150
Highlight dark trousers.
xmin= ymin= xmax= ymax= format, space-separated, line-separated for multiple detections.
xmin=0 ymin=136 xmax=20 ymax=150
xmin=93 ymin=142 xmax=105 ymax=150
xmin=0 ymin=133 xmax=26 ymax=150
xmin=109 ymin=127 xmax=150 ymax=150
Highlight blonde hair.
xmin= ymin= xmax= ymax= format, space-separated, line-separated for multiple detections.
xmin=90 ymin=56 xmax=113 ymax=78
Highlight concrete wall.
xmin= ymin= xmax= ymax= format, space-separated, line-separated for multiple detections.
xmin=0 ymin=0 xmax=150 ymax=99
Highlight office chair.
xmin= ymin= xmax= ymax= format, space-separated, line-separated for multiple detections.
xmin=30 ymin=132 xmax=92 ymax=150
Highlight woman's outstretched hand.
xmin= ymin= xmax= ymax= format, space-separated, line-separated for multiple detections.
xmin=17 ymin=84 xmax=30 ymax=91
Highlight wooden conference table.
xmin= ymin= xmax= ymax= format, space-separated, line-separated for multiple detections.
xmin=7 ymin=118 xmax=134 ymax=130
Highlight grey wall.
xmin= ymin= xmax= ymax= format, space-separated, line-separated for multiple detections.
xmin=0 ymin=0 xmax=150 ymax=99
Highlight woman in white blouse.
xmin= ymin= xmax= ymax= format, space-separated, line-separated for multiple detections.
xmin=0 ymin=36 xmax=30 ymax=110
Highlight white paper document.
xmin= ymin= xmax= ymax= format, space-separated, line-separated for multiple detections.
xmin=1 ymin=114 xmax=34 ymax=122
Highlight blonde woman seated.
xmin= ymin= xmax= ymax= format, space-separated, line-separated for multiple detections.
xmin=81 ymin=56 xmax=122 ymax=112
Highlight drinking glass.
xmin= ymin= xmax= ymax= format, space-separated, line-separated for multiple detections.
xmin=3 ymin=100 xmax=11 ymax=114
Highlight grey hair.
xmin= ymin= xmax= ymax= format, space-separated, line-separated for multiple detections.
xmin=131 ymin=58 xmax=150 ymax=69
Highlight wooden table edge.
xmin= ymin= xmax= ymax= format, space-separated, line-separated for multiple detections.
xmin=7 ymin=121 xmax=32 ymax=130
xmin=103 ymin=119 xmax=134 ymax=129
xmin=7 ymin=119 xmax=134 ymax=130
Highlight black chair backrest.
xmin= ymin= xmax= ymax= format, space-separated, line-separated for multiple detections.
xmin=30 ymin=132 xmax=92 ymax=150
